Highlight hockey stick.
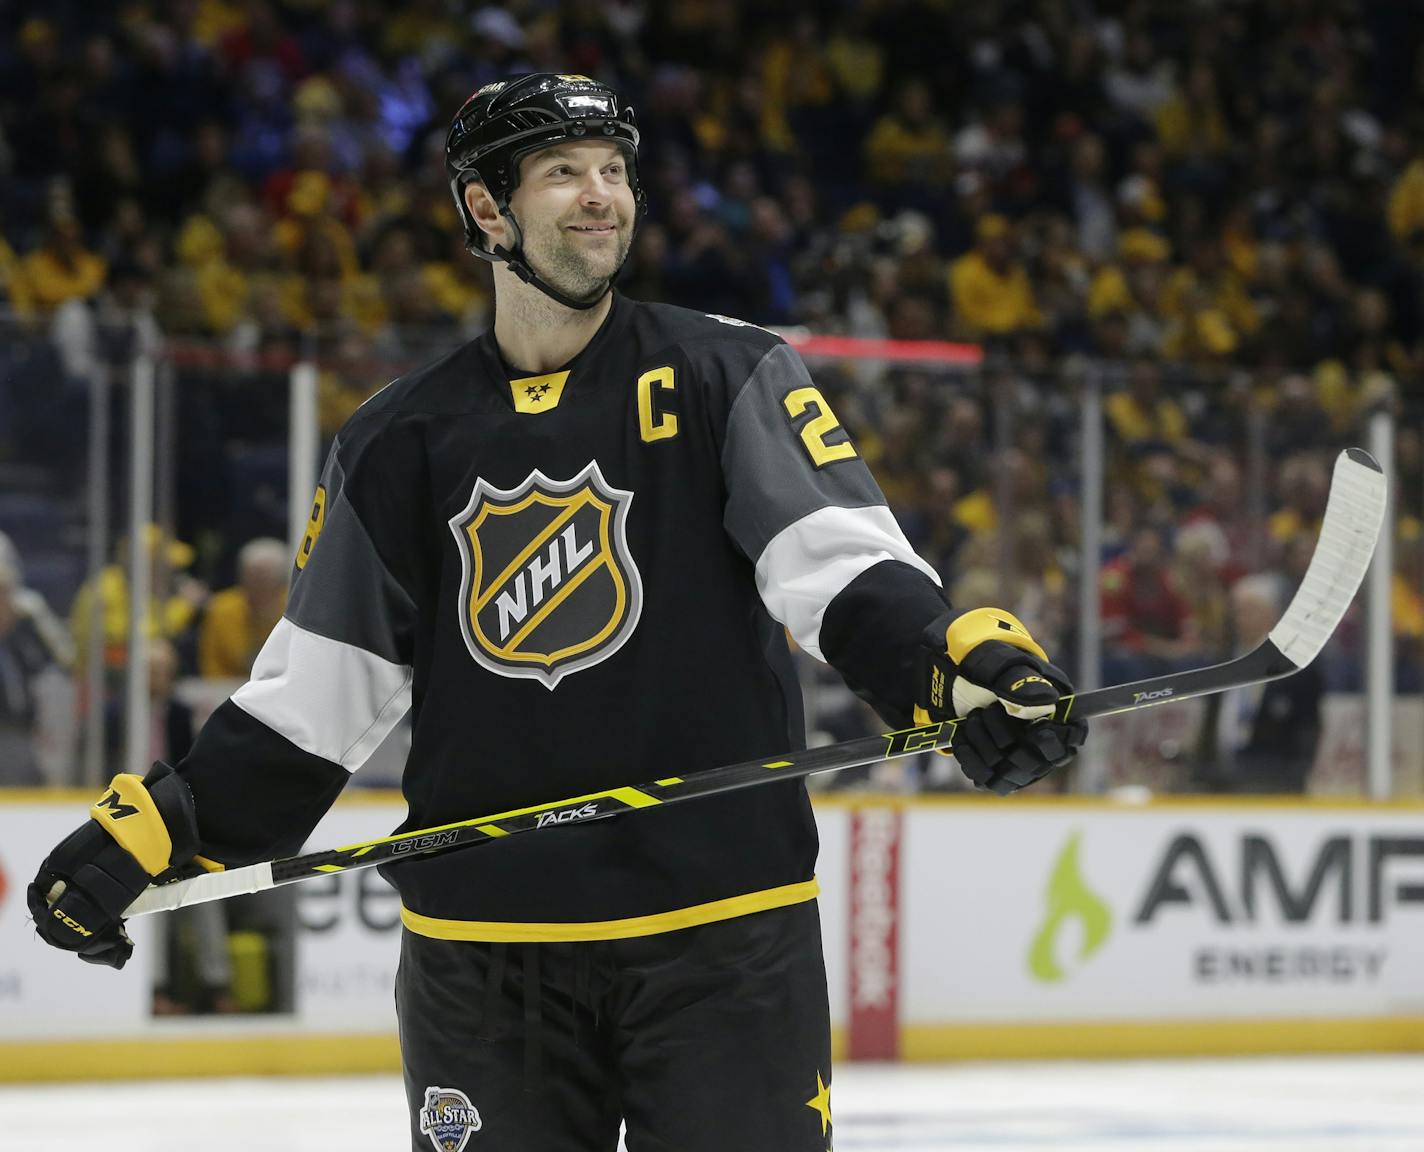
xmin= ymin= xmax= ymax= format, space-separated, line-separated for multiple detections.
xmin=124 ymin=448 xmax=1386 ymax=918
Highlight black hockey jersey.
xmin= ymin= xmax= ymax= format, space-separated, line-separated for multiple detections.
xmin=176 ymin=294 xmax=949 ymax=940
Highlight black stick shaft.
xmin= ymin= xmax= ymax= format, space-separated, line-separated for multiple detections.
xmin=123 ymin=635 xmax=1309 ymax=917
xmin=272 ymin=638 xmax=1297 ymax=885
xmin=124 ymin=445 xmax=1385 ymax=918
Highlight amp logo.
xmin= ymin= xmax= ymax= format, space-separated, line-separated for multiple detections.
xmin=449 ymin=461 xmax=643 ymax=689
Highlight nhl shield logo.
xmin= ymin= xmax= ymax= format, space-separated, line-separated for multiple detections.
xmin=419 ymin=1086 xmax=482 ymax=1152
xmin=449 ymin=460 xmax=643 ymax=689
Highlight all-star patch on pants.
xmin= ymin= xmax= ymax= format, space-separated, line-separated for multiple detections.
xmin=396 ymin=899 xmax=834 ymax=1151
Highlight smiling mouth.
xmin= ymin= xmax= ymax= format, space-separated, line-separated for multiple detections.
xmin=568 ymin=223 xmax=617 ymax=235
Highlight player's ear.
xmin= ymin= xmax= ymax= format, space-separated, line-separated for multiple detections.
xmin=464 ymin=182 xmax=505 ymax=251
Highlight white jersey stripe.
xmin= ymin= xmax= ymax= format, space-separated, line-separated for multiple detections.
xmin=753 ymin=504 xmax=940 ymax=661
xmin=231 ymin=617 xmax=413 ymax=773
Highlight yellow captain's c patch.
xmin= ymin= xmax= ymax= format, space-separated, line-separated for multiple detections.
xmin=90 ymin=774 xmax=173 ymax=877
xmin=638 ymin=365 xmax=678 ymax=442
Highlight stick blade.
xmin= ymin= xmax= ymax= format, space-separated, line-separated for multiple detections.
xmin=1267 ymin=448 xmax=1387 ymax=669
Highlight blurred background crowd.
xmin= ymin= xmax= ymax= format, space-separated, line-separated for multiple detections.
xmin=0 ymin=0 xmax=1422 ymax=804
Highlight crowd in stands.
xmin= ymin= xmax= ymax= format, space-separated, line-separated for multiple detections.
xmin=0 ymin=0 xmax=1422 ymax=795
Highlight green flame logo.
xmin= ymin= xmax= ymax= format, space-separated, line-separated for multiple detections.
xmin=1028 ymin=831 xmax=1112 ymax=983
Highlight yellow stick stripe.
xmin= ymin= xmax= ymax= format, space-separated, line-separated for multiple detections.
xmin=313 ymin=865 xmax=346 ymax=873
xmin=501 ymin=553 xmax=609 ymax=654
xmin=333 ymin=788 xmax=657 ymax=857
xmin=473 ymin=500 xmax=583 ymax=612
xmin=763 ymin=760 xmax=794 ymax=769
xmin=654 ymin=777 xmax=683 ymax=786
xmin=466 ymin=786 xmax=640 ymax=826
xmin=335 ymin=783 xmax=1424 ymax=858
xmin=608 ymin=786 xmax=660 ymax=809
xmin=400 ymin=878 xmax=820 ymax=943
xmin=334 ymin=787 xmax=636 ymax=852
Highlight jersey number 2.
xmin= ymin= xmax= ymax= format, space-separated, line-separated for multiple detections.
xmin=783 ymin=386 xmax=857 ymax=468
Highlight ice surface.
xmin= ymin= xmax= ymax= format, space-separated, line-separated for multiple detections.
xmin=2 ymin=1055 xmax=1421 ymax=1151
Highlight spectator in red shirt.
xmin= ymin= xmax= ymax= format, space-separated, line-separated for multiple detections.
xmin=1183 ymin=451 xmax=1252 ymax=585
xmin=1101 ymin=526 xmax=1202 ymax=683
xmin=219 ymin=0 xmax=306 ymax=92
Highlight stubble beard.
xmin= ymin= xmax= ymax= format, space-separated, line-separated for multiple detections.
xmin=524 ymin=215 xmax=633 ymax=304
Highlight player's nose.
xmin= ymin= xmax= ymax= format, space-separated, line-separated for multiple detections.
xmin=578 ymin=169 xmax=614 ymax=206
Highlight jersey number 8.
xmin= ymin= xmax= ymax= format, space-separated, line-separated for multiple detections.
xmin=296 ymin=485 xmax=327 ymax=571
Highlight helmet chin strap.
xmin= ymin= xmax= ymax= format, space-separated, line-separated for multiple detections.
xmin=487 ymin=205 xmax=619 ymax=312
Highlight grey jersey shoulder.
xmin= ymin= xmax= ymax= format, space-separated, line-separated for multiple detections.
xmin=620 ymin=298 xmax=795 ymax=428
xmin=624 ymin=298 xmax=783 ymax=368
xmin=623 ymin=298 xmax=785 ymax=352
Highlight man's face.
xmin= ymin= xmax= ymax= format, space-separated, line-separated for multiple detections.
xmin=240 ymin=560 xmax=285 ymax=602
xmin=1231 ymin=588 xmax=1275 ymax=647
xmin=1130 ymin=529 xmax=1165 ymax=571
xmin=504 ymin=139 xmax=636 ymax=302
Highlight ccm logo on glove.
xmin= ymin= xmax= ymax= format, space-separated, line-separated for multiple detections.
xmin=27 ymin=762 xmax=204 ymax=970
xmin=51 ymin=908 xmax=93 ymax=936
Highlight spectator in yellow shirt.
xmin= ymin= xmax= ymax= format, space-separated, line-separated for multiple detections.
xmin=198 ymin=537 xmax=289 ymax=679
xmin=1387 ymin=155 xmax=1424 ymax=241
xmin=22 ymin=215 xmax=106 ymax=315
xmin=1267 ymin=455 xmax=1331 ymax=559
xmin=947 ymin=214 xmax=1041 ymax=339
xmin=1154 ymin=60 xmax=1229 ymax=162
xmin=1105 ymin=359 xmax=1188 ymax=447
xmin=864 ymin=79 xmax=952 ymax=188
xmin=0 ymin=231 xmax=34 ymax=316
xmin=70 ymin=526 xmax=205 ymax=670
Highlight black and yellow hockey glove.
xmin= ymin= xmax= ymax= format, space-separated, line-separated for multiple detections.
xmin=917 ymin=607 xmax=1088 ymax=795
xmin=27 ymin=762 xmax=202 ymax=969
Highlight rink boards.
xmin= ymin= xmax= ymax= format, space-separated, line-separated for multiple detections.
xmin=0 ymin=792 xmax=1421 ymax=1080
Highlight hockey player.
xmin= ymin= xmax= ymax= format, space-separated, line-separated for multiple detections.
xmin=30 ymin=75 xmax=1086 ymax=1151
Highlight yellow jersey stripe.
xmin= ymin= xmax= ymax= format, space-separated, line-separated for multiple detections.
xmin=399 ymin=878 xmax=819 ymax=943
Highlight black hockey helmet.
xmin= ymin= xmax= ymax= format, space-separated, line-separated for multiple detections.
xmin=445 ymin=73 xmax=647 ymax=309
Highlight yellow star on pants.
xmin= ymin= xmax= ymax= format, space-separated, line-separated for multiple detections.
xmin=805 ymin=1071 xmax=832 ymax=1136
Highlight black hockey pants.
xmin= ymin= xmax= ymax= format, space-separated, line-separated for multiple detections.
xmin=396 ymin=899 xmax=834 ymax=1151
